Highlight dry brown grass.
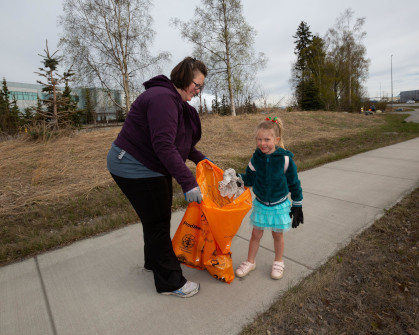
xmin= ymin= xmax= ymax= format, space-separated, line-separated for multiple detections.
xmin=197 ymin=112 xmax=384 ymax=167
xmin=3 ymin=111 xmax=418 ymax=266
xmin=0 ymin=112 xmax=384 ymax=216
xmin=0 ymin=127 xmax=119 ymax=215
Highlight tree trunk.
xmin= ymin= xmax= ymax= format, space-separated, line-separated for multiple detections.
xmin=51 ymin=74 xmax=58 ymax=130
xmin=122 ymin=72 xmax=131 ymax=115
xmin=222 ymin=1 xmax=236 ymax=116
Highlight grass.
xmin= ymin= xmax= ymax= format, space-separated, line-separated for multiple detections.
xmin=240 ymin=187 xmax=419 ymax=335
xmin=0 ymin=111 xmax=418 ymax=266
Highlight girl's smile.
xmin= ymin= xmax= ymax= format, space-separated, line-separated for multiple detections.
xmin=256 ymin=129 xmax=280 ymax=155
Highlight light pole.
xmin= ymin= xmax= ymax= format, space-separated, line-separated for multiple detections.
xmin=391 ymin=54 xmax=393 ymax=112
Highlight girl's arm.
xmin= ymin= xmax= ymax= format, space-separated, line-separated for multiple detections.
xmin=285 ymin=158 xmax=303 ymax=206
xmin=241 ymin=157 xmax=256 ymax=187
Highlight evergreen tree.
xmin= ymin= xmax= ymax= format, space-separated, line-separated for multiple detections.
xmin=220 ymin=95 xmax=230 ymax=116
xmin=20 ymin=107 xmax=34 ymax=127
xmin=83 ymin=88 xmax=95 ymax=125
xmin=9 ymin=100 xmax=20 ymax=132
xmin=0 ymin=79 xmax=8 ymax=132
xmin=212 ymin=92 xmax=220 ymax=114
xmin=292 ymin=22 xmax=327 ymax=110
xmin=300 ymin=79 xmax=324 ymax=110
xmin=35 ymin=40 xmax=78 ymax=131
xmin=292 ymin=21 xmax=314 ymax=109
xmin=0 ymin=78 xmax=19 ymax=134
xmin=293 ymin=21 xmax=313 ymax=75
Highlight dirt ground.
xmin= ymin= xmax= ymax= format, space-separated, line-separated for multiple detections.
xmin=241 ymin=187 xmax=419 ymax=335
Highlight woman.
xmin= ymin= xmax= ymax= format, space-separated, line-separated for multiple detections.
xmin=107 ymin=57 xmax=208 ymax=298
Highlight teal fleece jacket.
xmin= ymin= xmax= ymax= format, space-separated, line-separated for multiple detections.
xmin=241 ymin=147 xmax=303 ymax=207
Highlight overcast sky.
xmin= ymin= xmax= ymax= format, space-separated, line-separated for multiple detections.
xmin=1 ymin=0 xmax=418 ymax=104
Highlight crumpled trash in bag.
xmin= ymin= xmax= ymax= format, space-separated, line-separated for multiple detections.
xmin=218 ymin=168 xmax=245 ymax=199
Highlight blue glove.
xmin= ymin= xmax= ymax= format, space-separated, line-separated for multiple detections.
xmin=204 ymin=157 xmax=213 ymax=163
xmin=184 ymin=186 xmax=202 ymax=204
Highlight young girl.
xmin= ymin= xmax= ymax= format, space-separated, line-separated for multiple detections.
xmin=236 ymin=116 xmax=304 ymax=280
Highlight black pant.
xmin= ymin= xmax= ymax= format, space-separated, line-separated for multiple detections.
xmin=111 ymin=173 xmax=186 ymax=293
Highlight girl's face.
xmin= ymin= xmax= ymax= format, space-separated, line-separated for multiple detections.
xmin=181 ymin=72 xmax=205 ymax=102
xmin=256 ymin=128 xmax=280 ymax=155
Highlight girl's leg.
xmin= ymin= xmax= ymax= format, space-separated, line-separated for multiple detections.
xmin=248 ymin=228 xmax=264 ymax=263
xmin=272 ymin=231 xmax=284 ymax=262
xmin=236 ymin=227 xmax=264 ymax=277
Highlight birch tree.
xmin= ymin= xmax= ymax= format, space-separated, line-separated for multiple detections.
xmin=325 ymin=8 xmax=369 ymax=111
xmin=172 ymin=0 xmax=267 ymax=116
xmin=59 ymin=0 xmax=170 ymax=115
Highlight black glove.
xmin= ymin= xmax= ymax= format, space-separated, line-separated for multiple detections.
xmin=290 ymin=206 xmax=304 ymax=228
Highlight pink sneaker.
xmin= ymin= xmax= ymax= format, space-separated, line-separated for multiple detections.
xmin=236 ymin=260 xmax=256 ymax=278
xmin=271 ymin=261 xmax=285 ymax=279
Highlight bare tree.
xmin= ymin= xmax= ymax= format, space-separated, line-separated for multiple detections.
xmin=172 ymin=0 xmax=267 ymax=116
xmin=59 ymin=0 xmax=170 ymax=115
xmin=325 ymin=8 xmax=369 ymax=111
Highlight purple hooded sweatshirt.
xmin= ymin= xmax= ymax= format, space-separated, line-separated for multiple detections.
xmin=114 ymin=75 xmax=205 ymax=193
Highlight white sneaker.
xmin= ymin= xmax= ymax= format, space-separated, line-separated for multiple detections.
xmin=271 ymin=261 xmax=285 ymax=279
xmin=160 ymin=281 xmax=200 ymax=298
xmin=236 ymin=260 xmax=256 ymax=278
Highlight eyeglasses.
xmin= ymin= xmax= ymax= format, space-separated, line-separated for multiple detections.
xmin=192 ymin=80 xmax=205 ymax=92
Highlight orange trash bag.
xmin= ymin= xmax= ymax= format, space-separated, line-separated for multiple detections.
xmin=202 ymin=230 xmax=235 ymax=283
xmin=172 ymin=202 xmax=206 ymax=270
xmin=197 ymin=160 xmax=252 ymax=254
xmin=172 ymin=160 xmax=252 ymax=283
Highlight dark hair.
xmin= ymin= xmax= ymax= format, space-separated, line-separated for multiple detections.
xmin=170 ymin=57 xmax=207 ymax=90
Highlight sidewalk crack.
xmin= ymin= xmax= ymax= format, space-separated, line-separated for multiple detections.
xmin=35 ymin=256 xmax=58 ymax=335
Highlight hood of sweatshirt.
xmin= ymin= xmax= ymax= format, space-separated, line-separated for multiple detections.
xmin=143 ymin=75 xmax=178 ymax=94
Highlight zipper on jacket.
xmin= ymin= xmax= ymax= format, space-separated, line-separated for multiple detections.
xmin=266 ymin=155 xmax=271 ymax=200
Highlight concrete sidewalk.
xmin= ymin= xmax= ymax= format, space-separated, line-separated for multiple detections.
xmin=1 ymin=138 xmax=418 ymax=335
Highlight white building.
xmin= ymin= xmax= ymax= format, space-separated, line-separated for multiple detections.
xmin=7 ymin=82 xmax=123 ymax=121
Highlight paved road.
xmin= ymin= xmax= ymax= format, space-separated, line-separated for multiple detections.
xmin=392 ymin=107 xmax=419 ymax=123
xmin=1 ymin=138 xmax=418 ymax=335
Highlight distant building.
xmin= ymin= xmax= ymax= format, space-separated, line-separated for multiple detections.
xmin=400 ymin=90 xmax=419 ymax=103
xmin=7 ymin=81 xmax=124 ymax=121
xmin=7 ymin=82 xmax=44 ymax=111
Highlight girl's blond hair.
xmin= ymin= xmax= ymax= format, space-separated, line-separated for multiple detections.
xmin=257 ymin=117 xmax=285 ymax=149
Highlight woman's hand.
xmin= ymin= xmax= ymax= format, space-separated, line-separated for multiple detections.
xmin=184 ymin=186 xmax=203 ymax=204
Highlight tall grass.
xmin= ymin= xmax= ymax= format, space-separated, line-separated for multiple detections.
xmin=1 ymin=112 xmax=418 ymax=266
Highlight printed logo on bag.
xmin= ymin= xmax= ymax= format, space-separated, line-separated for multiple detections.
xmin=182 ymin=234 xmax=196 ymax=249
xmin=210 ymin=259 xmax=219 ymax=266
xmin=200 ymin=213 xmax=208 ymax=224
xmin=183 ymin=220 xmax=201 ymax=230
